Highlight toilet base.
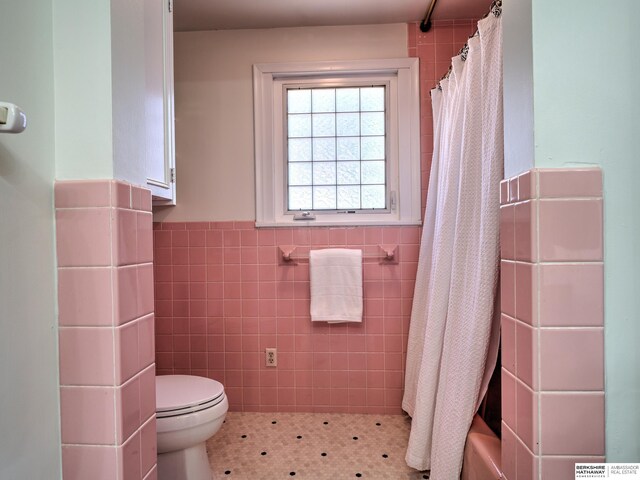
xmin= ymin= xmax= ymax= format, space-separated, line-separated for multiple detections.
xmin=157 ymin=442 xmax=212 ymax=480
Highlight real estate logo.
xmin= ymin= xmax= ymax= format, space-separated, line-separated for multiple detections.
xmin=576 ymin=463 xmax=640 ymax=479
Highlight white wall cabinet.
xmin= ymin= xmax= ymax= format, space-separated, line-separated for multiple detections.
xmin=145 ymin=0 xmax=176 ymax=205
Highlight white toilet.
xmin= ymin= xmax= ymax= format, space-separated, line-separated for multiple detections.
xmin=156 ymin=375 xmax=228 ymax=480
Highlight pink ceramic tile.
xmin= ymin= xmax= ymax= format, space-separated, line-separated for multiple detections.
xmin=516 ymin=320 xmax=537 ymax=389
xmin=223 ymin=230 xmax=241 ymax=247
xmin=113 ymin=208 xmax=138 ymax=266
xmin=140 ymin=417 xmax=157 ymax=476
xmin=116 ymin=320 xmax=139 ymax=384
xmin=514 ymin=200 xmax=537 ymax=262
xmin=138 ymin=264 xmax=154 ymax=317
xmin=502 ymin=369 xmax=516 ymax=431
xmin=56 ymin=208 xmax=113 ymax=267
xmin=60 ymin=386 xmax=116 ymax=444
xmin=509 ymin=177 xmax=518 ymax=203
xmin=117 ymin=376 xmax=141 ymax=443
xmin=516 ymin=438 xmax=537 ymax=480
xmin=137 ymin=212 xmax=154 ymax=263
xmin=500 ymin=205 xmax=516 ymax=260
xmin=517 ymin=171 xmax=535 ymax=201
xmin=58 ymin=267 xmax=114 ymax=326
xmin=112 ymin=181 xmax=132 ymax=209
xmin=539 ymin=328 xmax=604 ymax=391
xmin=140 ymin=187 xmax=153 ymax=212
xmin=539 ymin=263 xmax=603 ymax=327
xmin=541 ymin=456 xmax=605 ymax=479
xmin=538 ymin=200 xmax=603 ymax=262
xmin=501 ymin=315 xmax=516 ymax=375
xmin=139 ymin=365 xmax=156 ymax=420
xmin=138 ymin=314 xmax=155 ymax=370
xmin=130 ymin=186 xmax=143 ymax=211
xmin=55 ymin=181 xmax=112 ymax=208
xmin=500 ymin=261 xmax=516 ymax=318
xmin=62 ymin=445 xmax=118 ymax=480
xmin=538 ymin=168 xmax=602 ymax=199
xmin=515 ymin=262 xmax=537 ymax=326
xmin=119 ymin=429 xmax=141 ymax=480
xmin=516 ymin=379 xmax=538 ymax=453
xmin=143 ymin=465 xmax=158 ymax=480
xmin=115 ymin=266 xmax=138 ymax=326
xmin=540 ymin=393 xmax=605 ymax=455
xmin=501 ymin=423 xmax=517 ymax=480
xmin=59 ymin=327 xmax=115 ymax=386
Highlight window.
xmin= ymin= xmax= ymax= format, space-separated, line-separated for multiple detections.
xmin=253 ymin=59 xmax=421 ymax=227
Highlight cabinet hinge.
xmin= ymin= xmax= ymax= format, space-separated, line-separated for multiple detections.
xmin=168 ymin=0 xmax=172 ymax=13
xmin=170 ymin=167 xmax=176 ymax=183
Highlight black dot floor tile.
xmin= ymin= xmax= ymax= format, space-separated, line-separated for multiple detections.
xmin=207 ymin=412 xmax=420 ymax=479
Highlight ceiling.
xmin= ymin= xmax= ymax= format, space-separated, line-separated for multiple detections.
xmin=174 ymin=0 xmax=492 ymax=32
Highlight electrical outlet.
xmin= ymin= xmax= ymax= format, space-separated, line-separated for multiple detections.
xmin=265 ymin=348 xmax=277 ymax=367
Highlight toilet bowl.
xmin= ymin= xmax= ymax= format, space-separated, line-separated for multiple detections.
xmin=156 ymin=375 xmax=228 ymax=480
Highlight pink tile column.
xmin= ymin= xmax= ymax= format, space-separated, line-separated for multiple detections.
xmin=56 ymin=180 xmax=157 ymax=480
xmin=500 ymin=169 xmax=605 ymax=480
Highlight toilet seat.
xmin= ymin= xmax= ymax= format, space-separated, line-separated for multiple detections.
xmin=156 ymin=375 xmax=225 ymax=419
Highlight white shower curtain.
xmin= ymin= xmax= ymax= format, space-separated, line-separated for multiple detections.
xmin=403 ymin=12 xmax=503 ymax=479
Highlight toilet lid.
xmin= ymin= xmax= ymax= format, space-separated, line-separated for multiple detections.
xmin=156 ymin=375 xmax=225 ymax=418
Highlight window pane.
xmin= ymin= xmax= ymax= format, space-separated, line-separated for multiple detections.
xmin=361 ymin=161 xmax=385 ymax=184
xmin=336 ymin=113 xmax=360 ymax=137
xmin=288 ymin=162 xmax=312 ymax=185
xmin=337 ymin=161 xmax=360 ymax=184
xmin=313 ymin=162 xmax=336 ymax=185
xmin=288 ymin=89 xmax=311 ymax=113
xmin=288 ymin=138 xmax=311 ymax=162
xmin=312 ymin=113 xmax=335 ymax=137
xmin=286 ymin=85 xmax=388 ymax=215
xmin=361 ymin=87 xmax=385 ymax=111
xmin=336 ymin=88 xmax=360 ymax=112
xmin=288 ymin=114 xmax=311 ymax=137
xmin=289 ymin=186 xmax=312 ymax=210
xmin=337 ymin=137 xmax=360 ymax=160
xmin=361 ymin=136 xmax=385 ymax=160
xmin=313 ymin=186 xmax=336 ymax=209
xmin=361 ymin=112 xmax=385 ymax=136
xmin=337 ymin=186 xmax=361 ymax=209
xmin=361 ymin=185 xmax=386 ymax=209
xmin=312 ymin=88 xmax=335 ymax=113
xmin=312 ymin=138 xmax=336 ymax=161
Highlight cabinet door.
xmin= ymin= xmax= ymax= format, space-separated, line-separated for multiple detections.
xmin=145 ymin=0 xmax=176 ymax=204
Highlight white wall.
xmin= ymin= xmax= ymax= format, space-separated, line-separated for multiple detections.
xmin=531 ymin=0 xmax=640 ymax=461
xmin=502 ymin=0 xmax=534 ymax=179
xmin=154 ymin=24 xmax=408 ymax=222
xmin=0 ymin=1 xmax=62 ymax=478
xmin=53 ymin=0 xmax=114 ymax=180
xmin=54 ymin=0 xmax=166 ymax=189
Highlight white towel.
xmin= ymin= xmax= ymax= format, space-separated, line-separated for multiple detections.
xmin=309 ymin=248 xmax=363 ymax=323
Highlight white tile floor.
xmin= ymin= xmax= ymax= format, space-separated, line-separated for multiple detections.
xmin=207 ymin=412 xmax=430 ymax=479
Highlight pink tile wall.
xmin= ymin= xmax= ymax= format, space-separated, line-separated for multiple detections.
xmin=56 ymin=180 xmax=157 ymax=480
xmin=499 ymin=168 xmax=605 ymax=480
xmin=153 ymin=222 xmax=420 ymax=414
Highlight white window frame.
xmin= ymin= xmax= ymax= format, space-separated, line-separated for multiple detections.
xmin=253 ymin=58 xmax=421 ymax=227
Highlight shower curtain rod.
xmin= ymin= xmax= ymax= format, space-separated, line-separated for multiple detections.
xmin=420 ymin=0 xmax=439 ymax=32
xmin=433 ymin=0 xmax=502 ymax=90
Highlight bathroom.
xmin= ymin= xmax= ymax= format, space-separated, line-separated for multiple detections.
xmin=1 ymin=0 xmax=639 ymax=479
